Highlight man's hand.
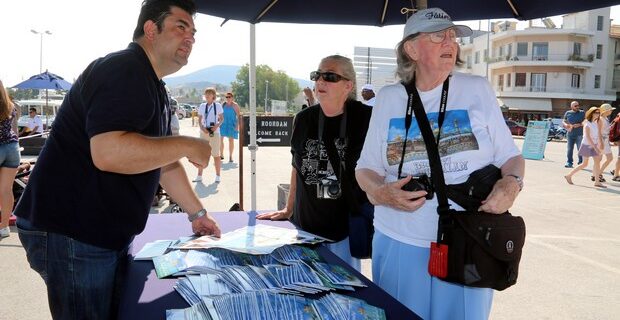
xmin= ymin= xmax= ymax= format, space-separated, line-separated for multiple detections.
xmin=256 ymin=209 xmax=292 ymax=221
xmin=191 ymin=214 xmax=221 ymax=237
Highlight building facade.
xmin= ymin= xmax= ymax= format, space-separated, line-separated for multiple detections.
xmin=353 ymin=46 xmax=398 ymax=98
xmin=459 ymin=7 xmax=619 ymax=123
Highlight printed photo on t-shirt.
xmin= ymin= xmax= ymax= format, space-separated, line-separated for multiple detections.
xmin=386 ymin=109 xmax=479 ymax=167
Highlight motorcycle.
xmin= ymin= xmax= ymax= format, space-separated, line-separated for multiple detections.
xmin=547 ymin=126 xmax=567 ymax=141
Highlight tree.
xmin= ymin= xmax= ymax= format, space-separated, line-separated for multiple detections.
xmin=231 ymin=64 xmax=300 ymax=110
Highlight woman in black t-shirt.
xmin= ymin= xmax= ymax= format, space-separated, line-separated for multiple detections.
xmin=257 ymin=55 xmax=372 ymax=271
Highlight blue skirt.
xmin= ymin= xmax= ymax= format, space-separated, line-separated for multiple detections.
xmin=372 ymin=230 xmax=493 ymax=320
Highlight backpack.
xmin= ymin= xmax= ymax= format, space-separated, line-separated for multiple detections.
xmin=610 ymin=114 xmax=620 ymax=143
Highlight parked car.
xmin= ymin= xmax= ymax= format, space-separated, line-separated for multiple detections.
xmin=505 ymin=120 xmax=527 ymax=136
xmin=178 ymin=104 xmax=193 ymax=118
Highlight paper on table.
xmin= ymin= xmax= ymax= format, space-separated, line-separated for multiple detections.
xmin=171 ymin=225 xmax=332 ymax=255
xmin=134 ymin=240 xmax=176 ymax=260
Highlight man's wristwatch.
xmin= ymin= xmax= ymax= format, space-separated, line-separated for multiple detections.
xmin=505 ymin=174 xmax=523 ymax=191
xmin=188 ymin=208 xmax=207 ymax=222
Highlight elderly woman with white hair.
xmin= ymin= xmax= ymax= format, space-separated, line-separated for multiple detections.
xmin=258 ymin=55 xmax=373 ymax=271
xmin=355 ymin=8 xmax=525 ymax=319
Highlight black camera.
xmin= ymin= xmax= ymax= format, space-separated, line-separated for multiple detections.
xmin=317 ymin=178 xmax=341 ymax=199
xmin=401 ymin=174 xmax=434 ymax=200
xmin=206 ymin=122 xmax=215 ymax=137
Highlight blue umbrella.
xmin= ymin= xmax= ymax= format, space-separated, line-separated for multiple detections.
xmin=12 ymin=70 xmax=72 ymax=91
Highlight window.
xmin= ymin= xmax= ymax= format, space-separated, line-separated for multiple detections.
xmin=515 ymin=73 xmax=526 ymax=87
xmin=507 ymin=73 xmax=512 ymax=87
xmin=475 ymin=51 xmax=480 ymax=64
xmin=517 ymin=42 xmax=528 ymax=56
xmin=571 ymin=74 xmax=580 ymax=88
xmin=531 ymin=73 xmax=547 ymax=92
xmin=597 ymin=16 xmax=604 ymax=31
xmin=466 ymin=55 xmax=472 ymax=68
xmin=498 ymin=74 xmax=504 ymax=90
xmin=573 ymin=42 xmax=581 ymax=56
xmin=507 ymin=44 xmax=513 ymax=57
xmin=532 ymin=42 xmax=549 ymax=61
xmin=596 ymin=44 xmax=603 ymax=59
xmin=499 ymin=46 xmax=504 ymax=57
xmin=483 ymin=49 xmax=488 ymax=61
xmin=594 ymin=75 xmax=601 ymax=89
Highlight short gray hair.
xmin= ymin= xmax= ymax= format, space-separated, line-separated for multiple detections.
xmin=395 ymin=35 xmax=464 ymax=84
xmin=320 ymin=55 xmax=357 ymax=101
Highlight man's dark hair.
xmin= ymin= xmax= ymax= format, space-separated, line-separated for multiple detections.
xmin=132 ymin=0 xmax=196 ymax=41
xmin=29 ymin=107 xmax=37 ymax=113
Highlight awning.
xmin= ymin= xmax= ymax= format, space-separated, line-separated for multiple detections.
xmin=497 ymin=98 xmax=552 ymax=112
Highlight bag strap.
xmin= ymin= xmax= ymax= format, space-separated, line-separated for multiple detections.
xmin=401 ymin=73 xmax=451 ymax=215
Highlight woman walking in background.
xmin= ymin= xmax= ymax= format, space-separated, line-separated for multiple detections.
xmin=597 ymin=103 xmax=615 ymax=181
xmin=565 ymin=106 xmax=606 ymax=187
xmin=220 ymin=92 xmax=240 ymax=163
xmin=0 ymin=80 xmax=21 ymax=239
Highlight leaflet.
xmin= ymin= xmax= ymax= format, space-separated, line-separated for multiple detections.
xmin=171 ymin=225 xmax=331 ymax=254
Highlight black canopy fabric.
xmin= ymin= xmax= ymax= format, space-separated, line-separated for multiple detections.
xmin=195 ymin=0 xmax=620 ymax=25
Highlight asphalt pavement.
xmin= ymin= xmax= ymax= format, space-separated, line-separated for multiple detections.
xmin=1 ymin=118 xmax=619 ymax=319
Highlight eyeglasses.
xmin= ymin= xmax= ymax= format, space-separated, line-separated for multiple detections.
xmin=420 ymin=28 xmax=457 ymax=44
xmin=310 ymin=71 xmax=349 ymax=83
xmin=226 ymin=96 xmax=233 ymax=98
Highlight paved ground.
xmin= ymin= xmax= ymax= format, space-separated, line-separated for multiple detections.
xmin=1 ymin=118 xmax=619 ymax=319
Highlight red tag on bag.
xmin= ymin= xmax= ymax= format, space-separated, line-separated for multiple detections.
xmin=428 ymin=242 xmax=449 ymax=278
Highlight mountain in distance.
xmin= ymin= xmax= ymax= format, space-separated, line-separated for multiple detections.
xmin=164 ymin=65 xmax=313 ymax=90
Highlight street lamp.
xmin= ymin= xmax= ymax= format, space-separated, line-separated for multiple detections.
xmin=31 ymin=29 xmax=52 ymax=73
xmin=265 ymin=80 xmax=269 ymax=111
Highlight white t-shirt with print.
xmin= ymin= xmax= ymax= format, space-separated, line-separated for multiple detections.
xmin=356 ymin=72 xmax=520 ymax=248
xmin=198 ymin=102 xmax=223 ymax=134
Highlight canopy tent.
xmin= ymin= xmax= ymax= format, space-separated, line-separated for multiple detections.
xmin=193 ymin=0 xmax=620 ymax=213
xmin=196 ymin=0 xmax=620 ymax=25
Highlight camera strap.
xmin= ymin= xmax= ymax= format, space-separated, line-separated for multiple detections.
xmin=400 ymin=73 xmax=451 ymax=214
xmin=206 ymin=102 xmax=218 ymax=127
xmin=318 ymin=104 xmax=347 ymax=178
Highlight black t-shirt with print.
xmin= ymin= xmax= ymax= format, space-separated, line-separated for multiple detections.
xmin=290 ymin=100 xmax=372 ymax=241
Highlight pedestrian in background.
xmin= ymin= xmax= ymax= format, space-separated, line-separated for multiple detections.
xmin=196 ymin=87 xmax=223 ymax=183
xmin=360 ymin=84 xmax=376 ymax=107
xmin=563 ymin=100 xmax=585 ymax=168
xmin=565 ymin=106 xmax=605 ymax=187
xmin=597 ymin=103 xmax=615 ymax=181
xmin=219 ymin=92 xmax=240 ymax=163
xmin=0 ymin=80 xmax=20 ymax=239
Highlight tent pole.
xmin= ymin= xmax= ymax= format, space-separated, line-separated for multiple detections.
xmin=248 ymin=23 xmax=258 ymax=214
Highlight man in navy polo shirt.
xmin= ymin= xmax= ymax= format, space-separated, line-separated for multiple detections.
xmin=13 ymin=1 xmax=220 ymax=318
xmin=562 ymin=100 xmax=585 ymax=168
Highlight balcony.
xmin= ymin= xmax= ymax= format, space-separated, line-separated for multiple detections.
xmin=488 ymin=53 xmax=594 ymax=69
xmin=494 ymin=85 xmax=615 ymax=100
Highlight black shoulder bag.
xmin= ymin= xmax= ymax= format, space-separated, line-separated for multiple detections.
xmin=318 ymin=106 xmax=373 ymax=259
xmin=402 ymin=77 xmax=526 ymax=290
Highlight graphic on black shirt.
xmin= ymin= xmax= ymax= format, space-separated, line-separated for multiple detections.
xmin=300 ymin=138 xmax=346 ymax=186
xmin=386 ymin=109 xmax=479 ymax=172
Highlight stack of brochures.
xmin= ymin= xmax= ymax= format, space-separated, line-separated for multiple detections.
xmin=166 ymin=291 xmax=387 ymax=320
xmin=138 ymin=225 xmax=386 ymax=319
